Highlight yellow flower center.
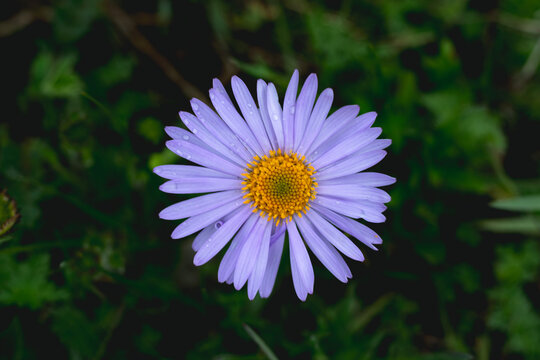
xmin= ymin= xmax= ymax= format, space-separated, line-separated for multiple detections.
xmin=241 ymin=149 xmax=318 ymax=225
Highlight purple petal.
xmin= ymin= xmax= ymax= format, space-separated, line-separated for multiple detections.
xmin=320 ymin=172 xmax=396 ymax=187
xmin=312 ymin=195 xmax=387 ymax=223
xmin=159 ymin=177 xmax=242 ymax=194
xmin=297 ymin=88 xmax=333 ymax=154
xmin=193 ymin=223 xmax=218 ymax=252
xmin=316 ymin=150 xmax=387 ymax=181
xmin=266 ymin=83 xmax=284 ymax=149
xmin=259 ymin=229 xmax=285 ymax=298
xmin=247 ymin=225 xmax=271 ymax=299
xmin=256 ymin=80 xmax=278 ymax=150
xmin=193 ymin=206 xmax=252 ymax=266
xmin=361 ymin=138 xmax=392 ymax=152
xmin=217 ymin=214 xmax=258 ymax=283
xmin=310 ymin=127 xmax=382 ymax=169
xmin=159 ymin=190 xmax=243 ymax=220
xmin=281 ymin=70 xmax=299 ymax=152
xmin=179 ymin=111 xmax=245 ymax=166
xmin=192 ymin=211 xmax=237 ymax=251
xmin=210 ymin=80 xmax=263 ymax=155
xmin=305 ymin=211 xmax=364 ymax=261
xmin=171 ymin=200 xmax=244 ymax=239
xmin=286 ymin=220 xmax=314 ymax=301
xmin=231 ymin=76 xmax=272 ymax=154
xmin=312 ymin=204 xmax=383 ymax=250
xmin=190 ymin=98 xmax=252 ymax=162
xmin=294 ymin=215 xmax=351 ymax=282
xmin=165 ymin=127 xmax=221 ymax=156
xmin=293 ymin=73 xmax=318 ymax=151
xmin=290 ymin=253 xmax=308 ymax=301
xmin=311 ymin=111 xmax=376 ymax=153
xmin=307 ymin=105 xmax=359 ymax=151
xmin=317 ymin=184 xmax=391 ymax=203
xmin=153 ymin=165 xmax=235 ymax=180
xmin=233 ymin=218 xmax=270 ymax=289
xmin=164 ymin=126 xmax=187 ymax=140
xmin=166 ymin=140 xmax=243 ymax=176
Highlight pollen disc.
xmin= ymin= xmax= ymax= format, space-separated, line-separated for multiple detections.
xmin=242 ymin=149 xmax=318 ymax=224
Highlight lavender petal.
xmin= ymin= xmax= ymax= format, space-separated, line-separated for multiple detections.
xmin=153 ymin=165 xmax=235 ymax=180
xmin=247 ymin=225 xmax=271 ymax=299
xmin=217 ymin=214 xmax=258 ymax=283
xmin=166 ymin=139 xmax=243 ymax=176
xmin=297 ymin=88 xmax=333 ymax=154
xmin=233 ymin=218 xmax=270 ymax=290
xmin=259 ymin=229 xmax=285 ymax=298
xmin=231 ymin=76 xmax=272 ymax=154
xmin=293 ymin=73 xmax=318 ymax=151
xmin=171 ymin=200 xmax=244 ymax=239
xmin=159 ymin=177 xmax=242 ymax=194
xmin=190 ymin=98 xmax=252 ymax=162
xmin=310 ymin=127 xmax=382 ymax=169
xmin=294 ymin=215 xmax=351 ymax=282
xmin=193 ymin=206 xmax=252 ymax=266
xmin=159 ymin=190 xmax=243 ymax=220
xmin=286 ymin=220 xmax=314 ymax=299
xmin=305 ymin=211 xmax=364 ymax=261
xmin=179 ymin=111 xmax=245 ymax=166
xmin=312 ymin=204 xmax=383 ymax=250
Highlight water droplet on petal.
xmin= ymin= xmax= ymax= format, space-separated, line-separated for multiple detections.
xmin=182 ymin=135 xmax=189 ymax=140
xmin=272 ymin=115 xmax=279 ymax=121
xmin=186 ymin=155 xmax=192 ymax=160
xmin=192 ymin=103 xmax=199 ymax=111
xmin=214 ymin=221 xmax=223 ymax=230
xmin=193 ymin=128 xmax=198 ymax=134
xmin=210 ymin=93 xmax=215 ymax=100
xmin=247 ymin=103 xmax=252 ymax=108
xmin=290 ymin=106 xmax=295 ymax=114
xmin=184 ymin=119 xmax=190 ymax=125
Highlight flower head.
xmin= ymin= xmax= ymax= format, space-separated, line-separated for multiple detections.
xmin=154 ymin=71 xmax=395 ymax=300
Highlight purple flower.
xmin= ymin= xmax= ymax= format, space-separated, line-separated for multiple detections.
xmin=154 ymin=71 xmax=395 ymax=300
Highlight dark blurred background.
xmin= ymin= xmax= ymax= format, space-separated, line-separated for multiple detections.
xmin=1 ymin=0 xmax=540 ymax=359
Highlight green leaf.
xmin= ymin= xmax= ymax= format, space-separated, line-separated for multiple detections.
xmin=53 ymin=0 xmax=101 ymax=43
xmin=243 ymin=324 xmax=279 ymax=360
xmin=148 ymin=148 xmax=179 ymax=170
xmin=480 ymin=216 xmax=540 ymax=235
xmin=137 ymin=117 xmax=164 ymax=145
xmin=51 ymin=306 xmax=101 ymax=359
xmin=488 ymin=287 xmax=540 ymax=358
xmin=28 ymin=52 xmax=83 ymax=98
xmin=0 ymin=189 xmax=20 ymax=237
xmin=0 ymin=253 xmax=68 ymax=309
xmin=491 ymin=194 xmax=540 ymax=212
xmin=494 ymin=241 xmax=540 ymax=284
xmin=94 ymin=55 xmax=136 ymax=88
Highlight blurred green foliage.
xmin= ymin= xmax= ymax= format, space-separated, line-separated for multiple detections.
xmin=1 ymin=0 xmax=540 ymax=359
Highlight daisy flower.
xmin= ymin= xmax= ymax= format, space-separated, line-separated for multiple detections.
xmin=154 ymin=70 xmax=394 ymax=300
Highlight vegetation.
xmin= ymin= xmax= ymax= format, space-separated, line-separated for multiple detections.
xmin=1 ymin=0 xmax=540 ymax=358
